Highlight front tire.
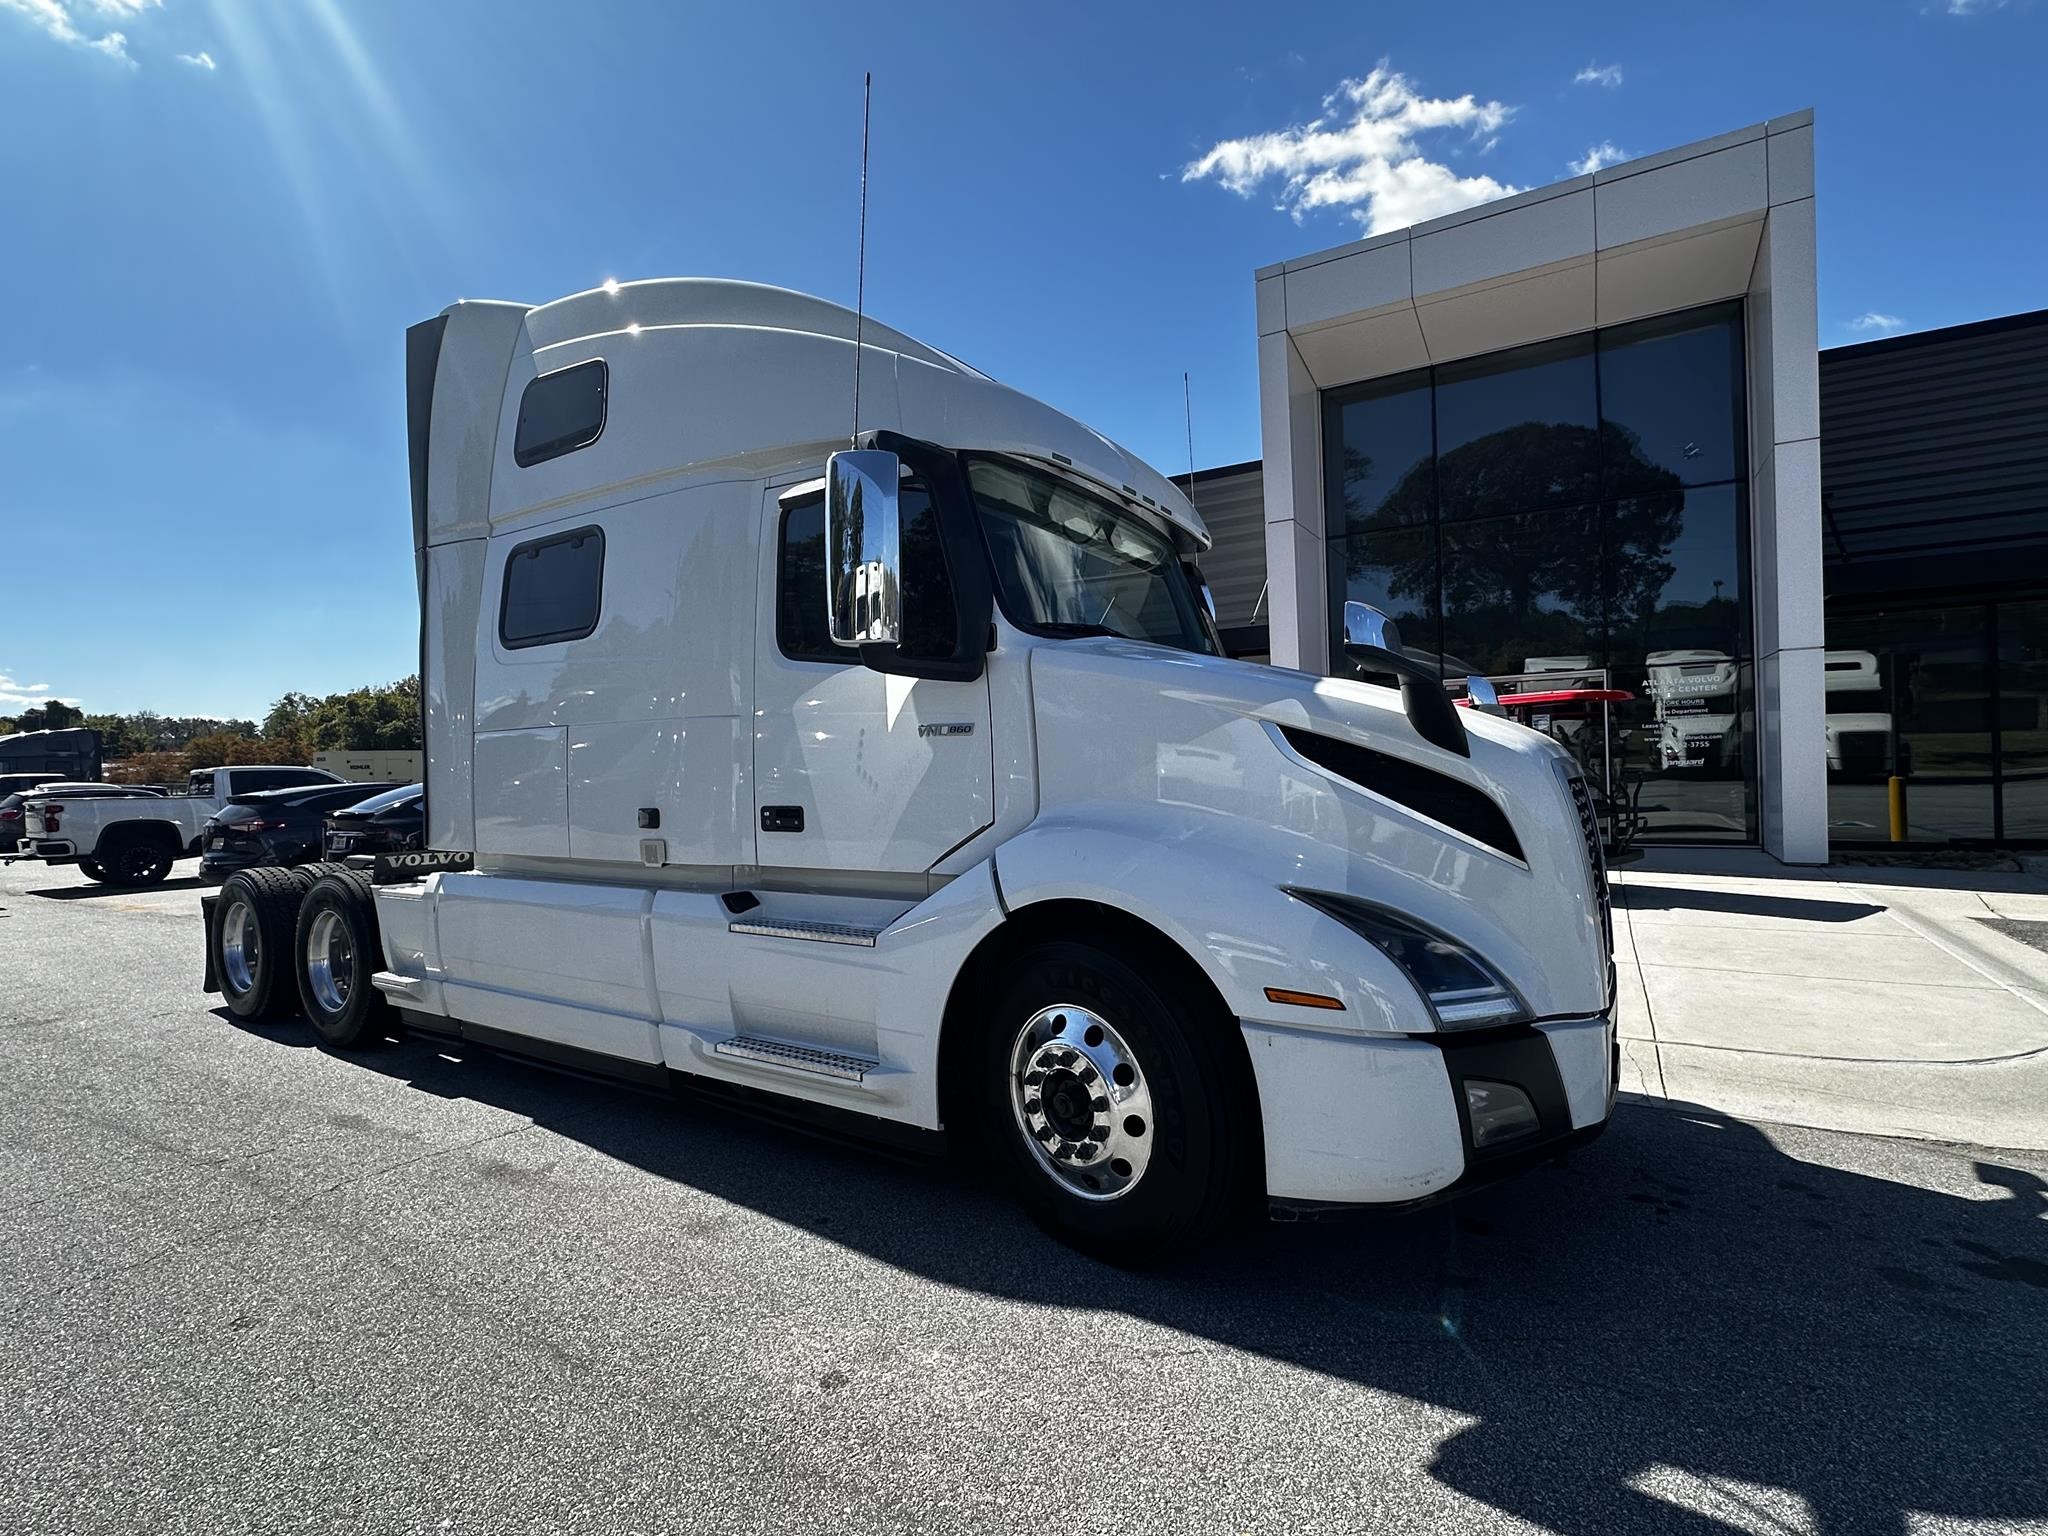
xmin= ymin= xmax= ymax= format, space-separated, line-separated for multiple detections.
xmin=212 ymin=867 xmax=318 ymax=1021
xmin=972 ymin=939 xmax=1256 ymax=1262
xmin=294 ymin=872 xmax=392 ymax=1050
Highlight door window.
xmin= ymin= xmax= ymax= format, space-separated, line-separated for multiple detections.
xmin=777 ymin=478 xmax=956 ymax=663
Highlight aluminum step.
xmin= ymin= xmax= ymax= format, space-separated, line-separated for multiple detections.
xmin=712 ymin=1035 xmax=878 ymax=1082
xmin=726 ymin=917 xmax=883 ymax=947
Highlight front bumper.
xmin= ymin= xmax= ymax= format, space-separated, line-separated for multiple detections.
xmin=1244 ymin=1012 xmax=1616 ymax=1212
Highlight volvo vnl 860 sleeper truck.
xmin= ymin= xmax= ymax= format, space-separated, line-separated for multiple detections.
xmin=201 ymin=279 xmax=1616 ymax=1257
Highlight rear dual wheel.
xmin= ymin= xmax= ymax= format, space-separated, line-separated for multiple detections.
xmin=210 ymin=865 xmax=391 ymax=1050
xmin=293 ymin=871 xmax=391 ymax=1050
xmin=213 ymin=867 xmax=321 ymax=1021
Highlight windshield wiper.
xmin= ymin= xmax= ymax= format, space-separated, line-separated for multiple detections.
xmin=1033 ymin=622 xmax=1126 ymax=640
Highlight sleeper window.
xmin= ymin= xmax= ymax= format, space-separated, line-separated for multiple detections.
xmin=777 ymin=478 xmax=957 ymax=663
xmin=514 ymin=360 xmax=608 ymax=467
xmin=501 ymin=526 xmax=605 ymax=648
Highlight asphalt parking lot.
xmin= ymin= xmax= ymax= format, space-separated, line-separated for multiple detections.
xmin=4 ymin=859 xmax=2047 ymax=1535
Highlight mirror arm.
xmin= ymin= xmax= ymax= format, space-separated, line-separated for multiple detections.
xmin=1342 ymin=641 xmax=1471 ymax=758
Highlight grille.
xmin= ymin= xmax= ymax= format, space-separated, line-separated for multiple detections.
xmin=1564 ymin=770 xmax=1613 ymax=956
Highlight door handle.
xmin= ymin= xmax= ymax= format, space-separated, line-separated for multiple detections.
xmin=760 ymin=806 xmax=805 ymax=833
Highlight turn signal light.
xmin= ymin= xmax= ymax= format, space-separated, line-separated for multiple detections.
xmin=1263 ymin=987 xmax=1345 ymax=1011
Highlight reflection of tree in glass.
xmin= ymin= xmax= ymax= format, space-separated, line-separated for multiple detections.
xmin=895 ymin=488 xmax=958 ymax=658
xmin=1335 ymin=421 xmax=1691 ymax=676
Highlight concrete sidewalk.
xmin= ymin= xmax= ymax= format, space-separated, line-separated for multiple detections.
xmin=1613 ymin=849 xmax=2048 ymax=1149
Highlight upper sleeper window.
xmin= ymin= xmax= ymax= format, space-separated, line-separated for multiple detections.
xmin=514 ymin=359 xmax=608 ymax=467
xmin=501 ymin=526 xmax=605 ymax=648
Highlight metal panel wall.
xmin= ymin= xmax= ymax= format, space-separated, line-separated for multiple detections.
xmin=1186 ymin=462 xmax=1268 ymax=630
xmin=1821 ymin=310 xmax=2048 ymax=602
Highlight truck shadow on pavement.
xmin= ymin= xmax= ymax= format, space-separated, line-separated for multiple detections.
xmin=27 ymin=876 xmax=209 ymax=900
xmin=308 ymin=1025 xmax=2045 ymax=1536
xmin=1619 ymin=883 xmax=1885 ymax=923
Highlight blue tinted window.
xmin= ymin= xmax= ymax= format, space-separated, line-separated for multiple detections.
xmin=1327 ymin=526 xmax=1438 ymax=678
xmin=1599 ymin=305 xmax=1745 ymax=494
xmin=1323 ymin=371 xmax=1433 ymax=538
xmin=1434 ymin=335 xmax=1598 ymax=521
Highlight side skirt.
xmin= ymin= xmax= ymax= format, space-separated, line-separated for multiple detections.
xmin=393 ymin=1008 xmax=949 ymax=1163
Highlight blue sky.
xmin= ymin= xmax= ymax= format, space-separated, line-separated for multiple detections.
xmin=1 ymin=0 xmax=2041 ymax=721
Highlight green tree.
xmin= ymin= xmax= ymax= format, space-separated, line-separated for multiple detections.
xmin=11 ymin=700 xmax=84 ymax=732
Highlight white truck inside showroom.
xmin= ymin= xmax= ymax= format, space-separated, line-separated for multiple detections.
xmin=201 ymin=278 xmax=1617 ymax=1256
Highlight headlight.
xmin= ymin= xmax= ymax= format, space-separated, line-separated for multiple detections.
xmin=1290 ymin=890 xmax=1528 ymax=1031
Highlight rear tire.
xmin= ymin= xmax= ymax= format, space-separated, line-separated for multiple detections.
xmin=212 ymin=866 xmax=319 ymax=1021
xmin=78 ymin=859 xmax=109 ymax=883
xmin=99 ymin=833 xmax=176 ymax=887
xmin=294 ymin=872 xmax=392 ymax=1050
xmin=971 ymin=939 xmax=1257 ymax=1263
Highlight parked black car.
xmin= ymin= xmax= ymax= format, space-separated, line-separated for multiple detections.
xmin=322 ymin=782 xmax=423 ymax=859
xmin=199 ymin=781 xmax=402 ymax=883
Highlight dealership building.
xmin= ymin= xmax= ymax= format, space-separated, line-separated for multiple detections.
xmin=1192 ymin=113 xmax=2047 ymax=862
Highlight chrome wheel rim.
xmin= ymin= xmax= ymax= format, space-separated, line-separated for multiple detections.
xmin=303 ymin=907 xmax=353 ymax=1016
xmin=1009 ymin=1005 xmax=1156 ymax=1202
xmin=219 ymin=898 xmax=258 ymax=995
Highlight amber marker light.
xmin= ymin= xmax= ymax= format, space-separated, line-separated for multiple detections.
xmin=1264 ymin=987 xmax=1345 ymax=1011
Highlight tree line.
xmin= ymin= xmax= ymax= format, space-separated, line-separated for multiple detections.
xmin=0 ymin=678 xmax=422 ymax=783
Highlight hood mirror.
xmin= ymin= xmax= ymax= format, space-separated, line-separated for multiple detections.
xmin=1340 ymin=600 xmax=1470 ymax=758
xmin=826 ymin=449 xmax=903 ymax=647
xmin=1342 ymin=602 xmax=1403 ymax=659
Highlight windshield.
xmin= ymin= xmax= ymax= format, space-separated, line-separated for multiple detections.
xmin=968 ymin=458 xmax=1214 ymax=654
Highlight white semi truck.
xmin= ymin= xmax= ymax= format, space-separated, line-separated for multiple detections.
xmin=201 ymin=279 xmax=1616 ymax=1256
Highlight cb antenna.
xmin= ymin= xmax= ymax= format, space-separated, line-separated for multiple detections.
xmin=851 ymin=71 xmax=872 ymax=447
xmin=1183 ymin=371 xmax=1197 ymax=505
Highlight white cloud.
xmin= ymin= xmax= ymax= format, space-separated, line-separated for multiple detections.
xmin=175 ymin=47 xmax=213 ymax=69
xmin=0 ymin=0 xmax=140 ymax=65
xmin=1849 ymin=312 xmax=1905 ymax=334
xmin=1574 ymin=63 xmax=1624 ymax=88
xmin=0 ymin=671 xmax=74 ymax=712
xmin=1570 ymin=142 xmax=1629 ymax=175
xmin=1946 ymin=0 xmax=2009 ymax=12
xmin=1182 ymin=65 xmax=1519 ymax=235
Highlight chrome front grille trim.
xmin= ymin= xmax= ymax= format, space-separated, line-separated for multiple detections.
xmin=1562 ymin=768 xmax=1613 ymax=956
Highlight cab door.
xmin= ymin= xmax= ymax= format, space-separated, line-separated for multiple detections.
xmin=752 ymin=476 xmax=992 ymax=874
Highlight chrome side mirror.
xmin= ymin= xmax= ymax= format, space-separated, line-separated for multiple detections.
xmin=1341 ymin=600 xmax=1406 ymax=670
xmin=826 ymin=449 xmax=902 ymax=646
xmin=1465 ymin=676 xmax=1506 ymax=715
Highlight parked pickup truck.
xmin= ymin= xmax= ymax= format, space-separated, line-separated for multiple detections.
xmin=22 ymin=765 xmax=344 ymax=886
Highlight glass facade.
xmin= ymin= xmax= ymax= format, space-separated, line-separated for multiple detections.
xmin=1824 ymin=599 xmax=2048 ymax=845
xmin=1324 ymin=301 xmax=1753 ymax=843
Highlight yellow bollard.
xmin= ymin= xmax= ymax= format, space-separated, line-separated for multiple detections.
xmin=1888 ymin=776 xmax=1908 ymax=842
